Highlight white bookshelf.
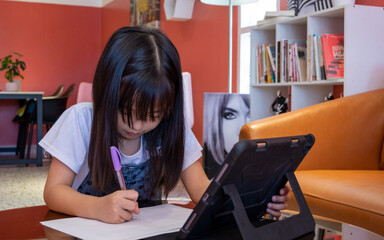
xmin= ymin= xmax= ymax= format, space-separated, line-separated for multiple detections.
xmin=250 ymin=4 xmax=384 ymax=120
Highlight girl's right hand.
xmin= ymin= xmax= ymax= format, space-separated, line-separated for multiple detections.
xmin=96 ymin=190 xmax=140 ymax=224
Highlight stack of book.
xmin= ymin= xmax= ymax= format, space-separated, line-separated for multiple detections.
xmin=257 ymin=10 xmax=295 ymax=26
xmin=254 ymin=33 xmax=344 ymax=84
xmin=307 ymin=33 xmax=345 ymax=81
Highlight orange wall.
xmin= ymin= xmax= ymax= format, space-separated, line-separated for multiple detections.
xmin=0 ymin=1 xmax=101 ymax=145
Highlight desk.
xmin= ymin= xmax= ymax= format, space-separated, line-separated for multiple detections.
xmin=0 ymin=203 xmax=196 ymax=240
xmin=0 ymin=205 xmax=315 ymax=240
xmin=0 ymin=92 xmax=43 ymax=166
xmin=1 ymin=205 xmax=383 ymax=240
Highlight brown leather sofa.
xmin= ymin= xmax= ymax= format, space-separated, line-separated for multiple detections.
xmin=239 ymin=88 xmax=384 ymax=236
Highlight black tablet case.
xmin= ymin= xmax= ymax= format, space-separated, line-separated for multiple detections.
xmin=176 ymin=134 xmax=316 ymax=240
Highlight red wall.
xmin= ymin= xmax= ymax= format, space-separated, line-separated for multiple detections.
xmin=1 ymin=0 xmax=381 ymax=148
xmin=0 ymin=1 xmax=101 ymax=145
xmin=101 ymin=0 xmax=238 ymax=144
xmin=101 ymin=0 xmax=131 ymax=48
xmin=161 ymin=2 xmax=239 ymax=144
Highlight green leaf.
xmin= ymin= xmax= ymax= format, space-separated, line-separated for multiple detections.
xmin=0 ymin=52 xmax=26 ymax=82
xmin=19 ymin=61 xmax=26 ymax=70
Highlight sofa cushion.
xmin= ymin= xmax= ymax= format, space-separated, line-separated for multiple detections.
xmin=295 ymin=170 xmax=384 ymax=216
xmin=285 ymin=170 xmax=384 ymax=236
xmin=240 ymin=89 xmax=384 ymax=171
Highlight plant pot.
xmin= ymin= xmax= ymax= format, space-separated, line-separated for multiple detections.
xmin=5 ymin=82 xmax=19 ymax=92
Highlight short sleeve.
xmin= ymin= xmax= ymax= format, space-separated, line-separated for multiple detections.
xmin=39 ymin=102 xmax=93 ymax=174
xmin=182 ymin=126 xmax=203 ymax=171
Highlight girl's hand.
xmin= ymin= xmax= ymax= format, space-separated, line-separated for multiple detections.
xmin=266 ymin=185 xmax=291 ymax=218
xmin=96 ymin=190 xmax=140 ymax=223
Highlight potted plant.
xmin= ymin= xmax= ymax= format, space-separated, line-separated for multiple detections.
xmin=0 ymin=52 xmax=26 ymax=91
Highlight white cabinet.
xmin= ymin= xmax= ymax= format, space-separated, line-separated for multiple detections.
xmin=249 ymin=4 xmax=384 ymax=120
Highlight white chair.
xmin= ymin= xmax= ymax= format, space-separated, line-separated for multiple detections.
xmin=182 ymin=72 xmax=194 ymax=128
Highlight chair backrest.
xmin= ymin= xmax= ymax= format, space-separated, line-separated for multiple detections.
xmin=30 ymin=84 xmax=74 ymax=123
xmin=183 ymin=72 xmax=194 ymax=128
xmin=30 ymin=97 xmax=68 ymax=123
xmin=50 ymin=84 xmax=65 ymax=97
xmin=61 ymin=83 xmax=76 ymax=99
xmin=41 ymin=97 xmax=68 ymax=123
xmin=76 ymin=82 xmax=93 ymax=103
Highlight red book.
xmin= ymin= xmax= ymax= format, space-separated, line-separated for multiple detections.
xmin=321 ymin=34 xmax=344 ymax=79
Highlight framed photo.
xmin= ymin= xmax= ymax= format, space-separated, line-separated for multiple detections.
xmin=130 ymin=0 xmax=160 ymax=29
xmin=203 ymin=93 xmax=250 ymax=179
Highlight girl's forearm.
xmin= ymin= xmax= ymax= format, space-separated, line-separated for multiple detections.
xmin=44 ymin=183 xmax=100 ymax=219
xmin=181 ymin=161 xmax=211 ymax=204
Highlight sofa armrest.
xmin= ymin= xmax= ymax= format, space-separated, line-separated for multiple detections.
xmin=240 ymin=89 xmax=384 ymax=171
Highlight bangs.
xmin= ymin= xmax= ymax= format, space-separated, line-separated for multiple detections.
xmin=119 ymin=74 xmax=175 ymax=125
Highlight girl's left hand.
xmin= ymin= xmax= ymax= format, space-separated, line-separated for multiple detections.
xmin=266 ymin=185 xmax=291 ymax=217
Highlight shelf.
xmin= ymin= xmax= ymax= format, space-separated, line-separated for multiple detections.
xmin=250 ymin=5 xmax=346 ymax=30
xmin=249 ymin=4 xmax=384 ymax=120
xmin=252 ymin=79 xmax=344 ymax=87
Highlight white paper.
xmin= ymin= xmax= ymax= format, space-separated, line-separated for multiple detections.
xmin=41 ymin=204 xmax=193 ymax=240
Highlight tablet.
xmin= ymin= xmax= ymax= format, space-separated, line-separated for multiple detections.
xmin=177 ymin=134 xmax=315 ymax=240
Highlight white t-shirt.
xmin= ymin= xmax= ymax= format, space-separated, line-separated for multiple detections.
xmin=39 ymin=102 xmax=202 ymax=190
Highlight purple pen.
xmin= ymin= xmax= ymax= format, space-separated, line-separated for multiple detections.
xmin=110 ymin=146 xmax=127 ymax=190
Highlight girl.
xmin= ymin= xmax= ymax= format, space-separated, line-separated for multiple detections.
xmin=41 ymin=26 xmax=290 ymax=224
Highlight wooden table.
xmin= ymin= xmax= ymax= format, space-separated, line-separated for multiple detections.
xmin=0 ymin=92 xmax=43 ymax=166
xmin=0 ymin=203 xmax=196 ymax=240
xmin=0 ymin=205 xmax=55 ymax=239
xmin=0 ymin=203 xmax=313 ymax=240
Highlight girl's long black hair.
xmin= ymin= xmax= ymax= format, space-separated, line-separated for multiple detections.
xmin=89 ymin=27 xmax=185 ymax=197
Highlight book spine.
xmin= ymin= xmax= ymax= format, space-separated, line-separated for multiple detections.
xmin=318 ymin=34 xmax=326 ymax=80
xmin=255 ymin=44 xmax=259 ymax=84
xmin=313 ymin=34 xmax=321 ymax=81
xmin=306 ymin=34 xmax=312 ymax=82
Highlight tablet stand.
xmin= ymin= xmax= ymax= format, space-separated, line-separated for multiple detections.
xmin=222 ymin=172 xmax=315 ymax=240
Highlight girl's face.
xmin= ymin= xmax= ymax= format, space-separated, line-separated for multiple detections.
xmin=117 ymin=108 xmax=162 ymax=140
xmin=221 ymin=96 xmax=250 ymax=154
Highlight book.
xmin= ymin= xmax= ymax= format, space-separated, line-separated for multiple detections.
xmin=265 ymin=44 xmax=273 ymax=83
xmin=321 ymin=34 xmax=345 ymax=79
xmin=257 ymin=44 xmax=263 ymax=83
xmin=276 ymin=41 xmax=281 ymax=82
xmin=284 ymin=39 xmax=306 ymax=82
xmin=264 ymin=10 xmax=296 ymax=19
xmin=279 ymin=40 xmax=286 ymax=82
xmin=306 ymin=34 xmax=317 ymax=81
xmin=318 ymin=35 xmax=326 ymax=80
xmin=313 ymin=34 xmax=321 ymax=80
xmin=296 ymin=45 xmax=307 ymax=82
xmin=288 ymin=43 xmax=294 ymax=82
xmin=261 ymin=44 xmax=267 ymax=82
xmin=254 ymin=44 xmax=259 ymax=84
xmin=266 ymin=45 xmax=277 ymax=80
xmin=306 ymin=34 xmax=312 ymax=81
